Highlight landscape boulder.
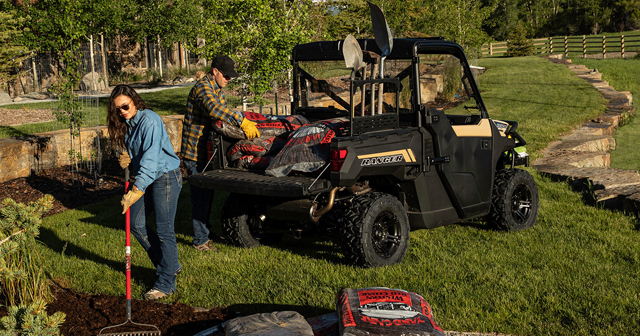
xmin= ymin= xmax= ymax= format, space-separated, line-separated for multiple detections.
xmin=0 ymin=92 xmax=12 ymax=104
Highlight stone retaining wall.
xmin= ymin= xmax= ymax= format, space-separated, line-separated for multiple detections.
xmin=0 ymin=115 xmax=184 ymax=183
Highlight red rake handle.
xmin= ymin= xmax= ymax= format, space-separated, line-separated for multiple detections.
xmin=125 ymin=167 xmax=132 ymax=319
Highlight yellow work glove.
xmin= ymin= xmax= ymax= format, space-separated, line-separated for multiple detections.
xmin=121 ymin=186 xmax=144 ymax=214
xmin=240 ymin=118 xmax=260 ymax=139
xmin=119 ymin=152 xmax=131 ymax=169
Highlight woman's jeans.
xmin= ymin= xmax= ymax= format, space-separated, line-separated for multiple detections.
xmin=129 ymin=168 xmax=182 ymax=295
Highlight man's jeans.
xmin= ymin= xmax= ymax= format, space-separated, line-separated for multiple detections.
xmin=183 ymin=159 xmax=214 ymax=246
xmin=130 ymin=168 xmax=182 ymax=295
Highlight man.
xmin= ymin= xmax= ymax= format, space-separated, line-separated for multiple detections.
xmin=181 ymin=55 xmax=260 ymax=251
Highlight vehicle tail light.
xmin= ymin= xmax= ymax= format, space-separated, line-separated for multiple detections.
xmin=330 ymin=149 xmax=348 ymax=172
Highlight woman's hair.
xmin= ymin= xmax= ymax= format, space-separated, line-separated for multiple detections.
xmin=107 ymin=84 xmax=150 ymax=148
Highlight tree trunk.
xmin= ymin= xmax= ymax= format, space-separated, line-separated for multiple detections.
xmin=89 ymin=35 xmax=97 ymax=91
xmin=100 ymin=34 xmax=109 ymax=88
xmin=157 ymin=35 xmax=163 ymax=78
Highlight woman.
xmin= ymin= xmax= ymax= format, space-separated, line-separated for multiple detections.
xmin=107 ymin=84 xmax=182 ymax=300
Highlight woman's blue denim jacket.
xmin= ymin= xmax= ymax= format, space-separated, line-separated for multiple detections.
xmin=125 ymin=109 xmax=180 ymax=192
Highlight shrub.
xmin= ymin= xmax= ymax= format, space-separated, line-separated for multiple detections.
xmin=0 ymin=196 xmax=53 ymax=306
xmin=506 ymin=23 xmax=534 ymax=57
xmin=0 ymin=299 xmax=66 ymax=335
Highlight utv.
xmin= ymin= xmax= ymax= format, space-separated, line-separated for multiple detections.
xmin=190 ymin=15 xmax=539 ymax=268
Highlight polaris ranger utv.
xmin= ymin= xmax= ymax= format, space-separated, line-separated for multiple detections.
xmin=189 ymin=6 xmax=539 ymax=268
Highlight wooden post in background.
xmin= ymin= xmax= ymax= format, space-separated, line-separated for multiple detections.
xmin=31 ymin=54 xmax=39 ymax=92
xmin=490 ymin=42 xmax=493 ymax=56
xmin=621 ymin=35 xmax=625 ymax=58
xmin=602 ymin=35 xmax=606 ymax=59
xmin=549 ymin=37 xmax=553 ymax=54
xmin=583 ymin=35 xmax=586 ymax=58
xmin=564 ymin=36 xmax=568 ymax=57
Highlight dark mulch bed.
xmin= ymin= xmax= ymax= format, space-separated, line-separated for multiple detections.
xmin=0 ymin=285 xmax=228 ymax=336
xmin=0 ymin=159 xmax=230 ymax=336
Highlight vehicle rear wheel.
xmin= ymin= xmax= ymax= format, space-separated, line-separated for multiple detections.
xmin=221 ymin=193 xmax=264 ymax=248
xmin=341 ymin=192 xmax=410 ymax=268
xmin=488 ymin=169 xmax=539 ymax=231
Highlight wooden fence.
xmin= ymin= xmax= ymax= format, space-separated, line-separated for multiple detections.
xmin=482 ymin=33 xmax=640 ymax=58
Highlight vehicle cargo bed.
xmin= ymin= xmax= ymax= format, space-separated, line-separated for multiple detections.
xmin=189 ymin=169 xmax=332 ymax=197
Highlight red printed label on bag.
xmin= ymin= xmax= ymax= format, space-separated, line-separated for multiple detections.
xmin=358 ymin=290 xmax=413 ymax=306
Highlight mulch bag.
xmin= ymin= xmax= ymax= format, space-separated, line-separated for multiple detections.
xmin=212 ymin=112 xmax=309 ymax=139
xmin=265 ymin=118 xmax=349 ymax=177
xmin=227 ymin=136 xmax=287 ymax=162
xmin=336 ymin=288 xmax=444 ymax=336
xmin=234 ymin=155 xmax=273 ymax=170
xmin=225 ymin=311 xmax=314 ymax=336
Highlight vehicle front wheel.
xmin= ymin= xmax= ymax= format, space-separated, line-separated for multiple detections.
xmin=488 ymin=169 xmax=539 ymax=231
xmin=221 ymin=193 xmax=264 ymax=248
xmin=341 ymin=192 xmax=410 ymax=268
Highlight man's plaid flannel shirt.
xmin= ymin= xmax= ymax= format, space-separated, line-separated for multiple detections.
xmin=181 ymin=73 xmax=243 ymax=162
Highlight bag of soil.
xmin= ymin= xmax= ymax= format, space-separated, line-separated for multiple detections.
xmin=336 ymin=288 xmax=444 ymax=336
xmin=227 ymin=136 xmax=287 ymax=162
xmin=225 ymin=311 xmax=314 ymax=336
xmin=212 ymin=112 xmax=309 ymax=139
xmin=234 ymin=155 xmax=273 ymax=171
xmin=265 ymin=118 xmax=349 ymax=177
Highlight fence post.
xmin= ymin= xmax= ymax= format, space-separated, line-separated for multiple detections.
xmin=549 ymin=37 xmax=553 ymax=54
xmin=602 ymin=35 xmax=606 ymax=59
xmin=31 ymin=55 xmax=39 ymax=92
xmin=583 ymin=35 xmax=586 ymax=58
xmin=490 ymin=42 xmax=493 ymax=56
xmin=621 ymin=35 xmax=625 ymax=58
xmin=564 ymin=36 xmax=568 ymax=57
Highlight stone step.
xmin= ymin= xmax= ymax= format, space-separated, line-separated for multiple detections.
xmin=568 ymin=64 xmax=588 ymax=70
xmin=591 ymin=81 xmax=610 ymax=88
xmin=577 ymin=72 xmax=602 ymax=80
xmin=594 ymin=184 xmax=640 ymax=202
xmin=573 ymin=121 xmax=617 ymax=136
xmin=548 ymin=134 xmax=615 ymax=152
xmin=533 ymin=151 xmax=610 ymax=168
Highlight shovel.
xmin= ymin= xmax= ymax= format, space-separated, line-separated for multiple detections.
xmin=369 ymin=1 xmax=394 ymax=114
xmin=343 ymin=34 xmax=367 ymax=117
xmin=98 ymin=166 xmax=161 ymax=336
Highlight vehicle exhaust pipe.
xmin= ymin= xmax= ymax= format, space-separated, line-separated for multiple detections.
xmin=310 ymin=187 xmax=339 ymax=223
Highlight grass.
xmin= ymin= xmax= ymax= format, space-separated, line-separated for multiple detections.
xmin=569 ymin=57 xmax=640 ymax=171
xmin=30 ymin=55 xmax=640 ymax=335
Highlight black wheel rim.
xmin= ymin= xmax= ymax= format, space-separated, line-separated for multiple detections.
xmin=511 ymin=183 xmax=532 ymax=224
xmin=370 ymin=211 xmax=402 ymax=259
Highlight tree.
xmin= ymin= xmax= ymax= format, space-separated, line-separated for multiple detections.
xmin=426 ymin=0 xmax=494 ymax=55
xmin=198 ymin=0 xmax=313 ymax=100
xmin=505 ymin=22 xmax=534 ymax=56
xmin=0 ymin=0 xmax=31 ymax=92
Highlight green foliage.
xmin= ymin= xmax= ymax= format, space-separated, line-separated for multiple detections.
xmin=198 ymin=0 xmax=313 ymax=98
xmin=0 ymin=299 xmax=65 ymax=336
xmin=0 ymin=0 xmax=31 ymax=88
xmin=443 ymin=57 xmax=462 ymax=101
xmin=0 ymin=196 xmax=54 ymax=306
xmin=505 ymin=23 xmax=534 ymax=57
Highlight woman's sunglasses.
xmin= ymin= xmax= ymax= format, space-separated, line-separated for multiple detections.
xmin=116 ymin=101 xmax=132 ymax=112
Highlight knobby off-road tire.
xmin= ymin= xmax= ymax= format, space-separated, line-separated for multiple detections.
xmin=221 ymin=193 xmax=264 ymax=248
xmin=488 ymin=169 xmax=539 ymax=231
xmin=341 ymin=192 xmax=410 ymax=268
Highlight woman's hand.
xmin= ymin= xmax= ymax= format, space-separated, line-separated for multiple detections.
xmin=121 ymin=186 xmax=144 ymax=214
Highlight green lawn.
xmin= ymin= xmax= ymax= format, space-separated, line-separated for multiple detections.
xmin=570 ymin=57 xmax=640 ymax=171
xmin=33 ymin=56 xmax=640 ymax=336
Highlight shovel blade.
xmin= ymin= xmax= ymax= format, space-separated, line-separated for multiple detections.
xmin=343 ymin=34 xmax=364 ymax=71
xmin=368 ymin=1 xmax=393 ymax=57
